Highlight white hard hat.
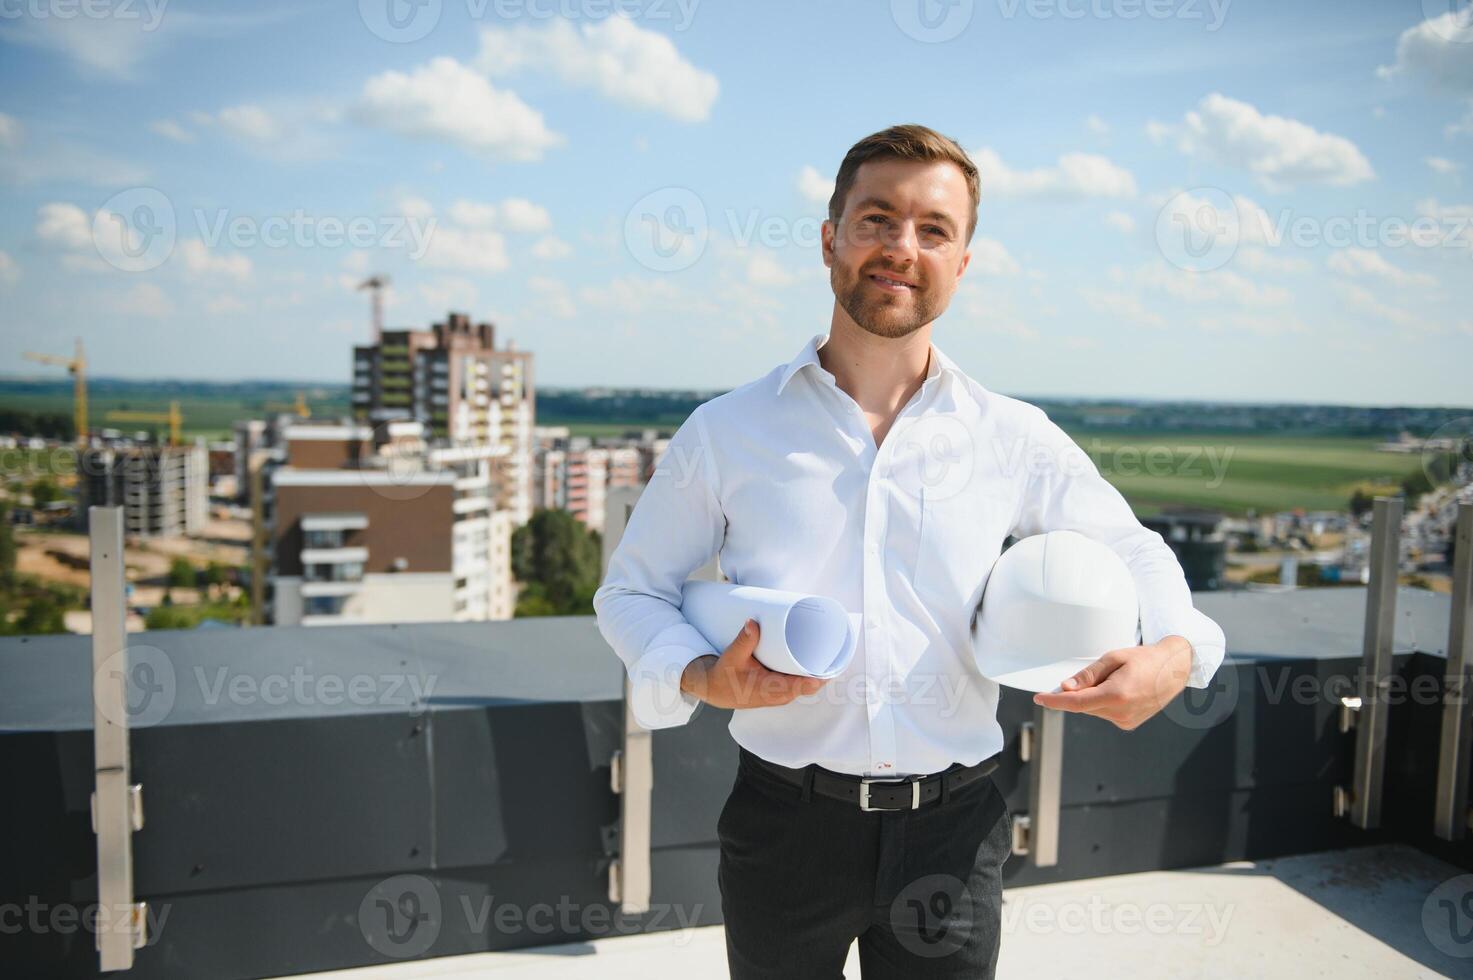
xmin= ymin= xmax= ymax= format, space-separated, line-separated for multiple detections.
xmin=970 ymin=530 xmax=1140 ymax=693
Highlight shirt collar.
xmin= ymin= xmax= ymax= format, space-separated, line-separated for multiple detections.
xmin=777 ymin=332 xmax=963 ymax=395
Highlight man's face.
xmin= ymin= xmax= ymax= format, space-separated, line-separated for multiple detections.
xmin=822 ymin=157 xmax=973 ymax=339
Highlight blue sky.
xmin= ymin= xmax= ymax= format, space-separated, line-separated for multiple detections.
xmin=1 ymin=0 xmax=1470 ymax=406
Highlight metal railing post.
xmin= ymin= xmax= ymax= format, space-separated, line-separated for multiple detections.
xmin=89 ymin=505 xmax=146 ymax=968
xmin=1015 ymin=705 xmax=1063 ymax=866
xmin=1346 ymin=496 xmax=1403 ymax=830
xmin=1435 ymin=501 xmax=1473 ymax=840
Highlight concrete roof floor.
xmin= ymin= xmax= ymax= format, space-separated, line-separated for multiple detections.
xmin=276 ymin=843 xmax=1470 ymax=980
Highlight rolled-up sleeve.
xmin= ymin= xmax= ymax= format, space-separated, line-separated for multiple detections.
xmin=592 ymin=403 xmax=727 ymax=728
xmin=1008 ymin=408 xmax=1226 ymax=689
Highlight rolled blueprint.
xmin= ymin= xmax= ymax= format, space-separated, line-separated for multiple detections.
xmin=679 ymin=580 xmax=857 ymax=679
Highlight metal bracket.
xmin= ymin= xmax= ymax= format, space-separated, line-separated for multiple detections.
xmin=1018 ymin=721 xmax=1035 ymax=763
xmin=90 ymin=784 xmax=144 ymax=833
xmin=1011 ymin=814 xmax=1032 ymax=855
xmin=1338 ymin=696 xmax=1362 ymax=734
xmin=1332 ymin=785 xmax=1353 ymax=819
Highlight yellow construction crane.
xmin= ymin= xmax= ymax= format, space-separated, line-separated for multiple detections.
xmin=263 ymin=391 xmax=312 ymax=418
xmin=23 ymin=338 xmax=87 ymax=449
xmin=104 ymin=400 xmax=184 ymax=447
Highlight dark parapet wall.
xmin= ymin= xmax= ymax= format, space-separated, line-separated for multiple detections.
xmin=1 ymin=589 xmax=1470 ymax=978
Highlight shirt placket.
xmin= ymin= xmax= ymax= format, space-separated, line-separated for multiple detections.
xmin=823 ymin=373 xmax=934 ymax=777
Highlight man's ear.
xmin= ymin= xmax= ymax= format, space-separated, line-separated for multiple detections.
xmin=820 ymin=219 xmax=834 ymax=268
xmin=954 ymin=246 xmax=971 ymax=283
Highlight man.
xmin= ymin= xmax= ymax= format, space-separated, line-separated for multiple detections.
xmin=593 ymin=124 xmax=1226 ymax=979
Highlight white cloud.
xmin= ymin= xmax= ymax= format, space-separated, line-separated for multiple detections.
xmin=0 ymin=11 xmax=169 ymax=80
xmin=36 ymin=202 xmax=93 ymax=250
xmin=0 ymin=112 xmax=20 ymax=148
xmin=579 ymin=276 xmax=717 ymax=316
xmin=1235 ymin=247 xmax=1310 ymax=275
xmin=972 ymin=147 xmax=1137 ymax=199
xmin=398 ymin=196 xmax=435 ymax=222
xmin=498 ymin=197 xmax=552 ymax=233
xmin=746 ymin=252 xmax=796 ymax=287
xmin=477 ymin=16 xmax=718 ymax=123
xmin=1078 ymin=288 xmax=1165 ymax=328
xmin=1134 ymin=261 xmax=1291 ymax=306
xmin=527 ymin=276 xmax=576 ymax=318
xmin=798 ymin=165 xmax=835 ymax=206
xmin=1337 ymin=283 xmax=1421 ymax=330
xmin=149 ymin=119 xmax=193 ymax=143
xmin=206 ymin=294 xmax=248 ymax=315
xmin=1426 ymin=156 xmax=1462 ymax=175
xmin=0 ymin=250 xmax=17 ymax=285
xmin=179 ymin=240 xmax=253 ymax=282
xmin=448 ymin=199 xmax=499 ymax=228
xmin=1326 ymin=247 xmax=1437 ymax=287
xmin=1449 ymin=100 xmax=1473 ymax=138
xmin=358 ymin=57 xmax=563 ymax=162
xmin=418 ymin=277 xmax=480 ymax=312
xmin=115 ymin=282 xmax=174 ymax=317
xmin=216 ymin=104 xmax=282 ymax=144
xmin=418 ymin=226 xmax=509 ymax=273
xmin=1196 ymin=312 xmax=1309 ymax=336
xmin=968 ymin=237 xmax=1021 ymax=277
xmin=1105 ymin=211 xmax=1135 ymax=234
xmin=531 ymin=235 xmax=572 ymax=260
xmin=1378 ymin=13 xmax=1473 ymax=92
xmin=1086 ymin=115 xmax=1110 ymax=136
xmin=1164 ymin=93 xmax=1374 ymax=190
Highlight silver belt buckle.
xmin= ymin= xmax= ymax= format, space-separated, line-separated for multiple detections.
xmin=859 ymin=776 xmax=921 ymax=811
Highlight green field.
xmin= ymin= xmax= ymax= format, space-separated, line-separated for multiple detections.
xmin=0 ymin=385 xmax=1434 ymax=516
xmin=1068 ymin=431 xmax=1422 ymax=516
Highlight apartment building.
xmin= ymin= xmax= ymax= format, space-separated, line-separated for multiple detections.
xmin=79 ymin=443 xmax=209 ymax=538
xmin=532 ymin=431 xmax=647 ymax=534
xmin=351 ymin=312 xmax=534 ymax=525
xmin=262 ymin=421 xmax=516 ymax=626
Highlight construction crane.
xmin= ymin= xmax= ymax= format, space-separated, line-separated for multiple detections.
xmin=358 ymin=275 xmax=389 ymax=344
xmin=263 ymin=391 xmax=312 ymax=418
xmin=23 ymin=338 xmax=87 ymax=449
xmin=104 ymin=400 xmax=184 ymax=447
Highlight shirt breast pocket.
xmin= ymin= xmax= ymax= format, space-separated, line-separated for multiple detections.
xmin=914 ymin=484 xmax=1009 ymax=610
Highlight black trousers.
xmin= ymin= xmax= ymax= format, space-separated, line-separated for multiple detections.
xmin=718 ymin=747 xmax=1012 ymax=979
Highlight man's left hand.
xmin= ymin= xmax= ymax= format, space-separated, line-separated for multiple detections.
xmin=1031 ymin=635 xmax=1194 ymax=730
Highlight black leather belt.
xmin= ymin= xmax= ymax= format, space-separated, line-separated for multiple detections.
xmin=739 ymin=747 xmax=1001 ymax=812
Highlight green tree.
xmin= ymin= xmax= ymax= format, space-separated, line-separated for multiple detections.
xmin=510 ymin=509 xmax=602 ymax=616
xmin=0 ymin=501 xmax=16 ymax=590
xmin=1348 ymin=489 xmax=1373 ymax=519
xmin=167 ymin=557 xmax=197 ymax=590
xmin=30 ymin=478 xmax=61 ymax=507
xmin=146 ymin=605 xmax=198 ymax=631
xmin=16 ymin=594 xmax=66 ymax=635
xmin=204 ymin=561 xmax=228 ymax=599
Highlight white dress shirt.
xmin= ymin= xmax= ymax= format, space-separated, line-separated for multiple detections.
xmin=593 ymin=332 xmax=1227 ymax=777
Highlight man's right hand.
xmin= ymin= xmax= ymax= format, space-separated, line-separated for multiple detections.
xmin=680 ymin=618 xmax=827 ymax=709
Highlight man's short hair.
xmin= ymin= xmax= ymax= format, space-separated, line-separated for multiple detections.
xmin=828 ymin=124 xmax=980 ymax=244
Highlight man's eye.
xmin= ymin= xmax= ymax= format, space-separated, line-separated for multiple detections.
xmin=864 ymin=215 xmax=887 ymax=224
xmin=925 ymin=226 xmax=947 ymax=237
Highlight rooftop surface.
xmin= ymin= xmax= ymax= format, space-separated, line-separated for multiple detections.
xmin=268 ymin=844 xmax=1469 ymax=980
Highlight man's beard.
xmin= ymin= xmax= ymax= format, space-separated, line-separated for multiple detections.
xmin=831 ymin=262 xmax=939 ymax=339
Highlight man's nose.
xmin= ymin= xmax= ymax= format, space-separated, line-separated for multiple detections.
xmin=880 ymin=220 xmax=920 ymax=261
